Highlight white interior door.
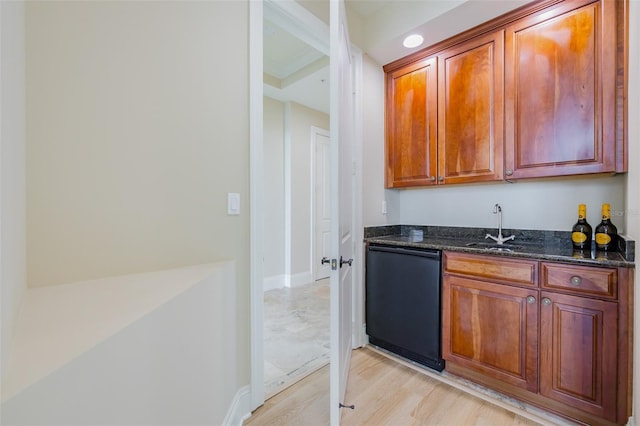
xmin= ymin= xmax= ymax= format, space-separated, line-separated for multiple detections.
xmin=314 ymin=127 xmax=331 ymax=281
xmin=329 ymin=0 xmax=355 ymax=424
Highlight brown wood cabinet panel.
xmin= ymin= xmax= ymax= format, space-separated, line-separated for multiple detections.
xmin=539 ymin=290 xmax=618 ymax=421
xmin=443 ymin=275 xmax=538 ymax=391
xmin=438 ymin=31 xmax=504 ymax=184
xmin=541 ymin=261 xmax=618 ymax=299
xmin=385 ymin=58 xmax=438 ymax=187
xmin=505 ymin=0 xmax=618 ymax=178
xmin=444 ymin=251 xmax=538 ymax=287
xmin=441 ymin=251 xmax=631 ymax=425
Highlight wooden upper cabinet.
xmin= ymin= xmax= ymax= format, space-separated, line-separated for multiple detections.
xmin=504 ymin=0 xmax=618 ymax=179
xmin=438 ymin=31 xmax=504 ymax=184
xmin=385 ymin=57 xmax=438 ymax=188
xmin=384 ymin=0 xmax=626 ymax=188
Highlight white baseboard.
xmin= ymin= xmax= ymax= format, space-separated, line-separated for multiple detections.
xmin=222 ymin=385 xmax=251 ymax=426
xmin=263 ymin=275 xmax=285 ymax=292
xmin=288 ymin=271 xmax=313 ymax=288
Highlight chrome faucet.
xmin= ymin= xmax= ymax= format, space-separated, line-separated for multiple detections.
xmin=485 ymin=204 xmax=515 ymax=245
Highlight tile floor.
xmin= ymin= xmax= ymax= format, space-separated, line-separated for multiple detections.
xmin=263 ymin=278 xmax=330 ymax=398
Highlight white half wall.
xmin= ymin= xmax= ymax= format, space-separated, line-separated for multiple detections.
xmin=1 ymin=262 xmax=238 ymax=426
xmin=0 ymin=0 xmax=27 ymax=385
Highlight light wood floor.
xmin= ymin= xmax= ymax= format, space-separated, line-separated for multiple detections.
xmin=244 ymin=347 xmax=543 ymax=426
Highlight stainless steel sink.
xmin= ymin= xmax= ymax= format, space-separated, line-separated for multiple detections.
xmin=465 ymin=242 xmax=523 ymax=252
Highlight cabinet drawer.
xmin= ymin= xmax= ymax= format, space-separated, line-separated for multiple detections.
xmin=444 ymin=252 xmax=538 ymax=287
xmin=541 ymin=262 xmax=617 ymax=299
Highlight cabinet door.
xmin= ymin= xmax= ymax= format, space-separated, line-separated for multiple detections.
xmin=385 ymin=57 xmax=437 ymax=188
xmin=539 ymin=291 xmax=618 ymax=422
xmin=442 ymin=275 xmax=538 ymax=391
xmin=504 ymin=0 xmax=617 ymax=179
xmin=437 ymin=31 xmax=504 ymax=184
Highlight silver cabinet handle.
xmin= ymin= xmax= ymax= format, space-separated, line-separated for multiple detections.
xmin=542 ymin=298 xmax=552 ymax=306
xmin=437 ymin=176 xmax=444 ymax=182
xmin=526 ymin=296 xmax=536 ymax=304
xmin=570 ymin=276 xmax=582 ymax=286
xmin=505 ymin=169 xmax=514 ymax=176
xmin=429 ymin=176 xmax=436 ymax=182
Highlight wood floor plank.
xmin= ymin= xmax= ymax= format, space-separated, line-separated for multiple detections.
xmin=245 ymin=347 xmax=544 ymax=426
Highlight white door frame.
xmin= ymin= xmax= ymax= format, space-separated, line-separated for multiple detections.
xmin=249 ymin=0 xmax=264 ymax=410
xmin=249 ymin=0 xmax=364 ymax=412
xmin=351 ymin=44 xmax=365 ymax=350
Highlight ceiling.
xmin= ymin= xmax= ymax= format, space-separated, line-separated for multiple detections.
xmin=263 ymin=0 xmax=531 ymax=114
xmin=263 ymin=12 xmax=330 ymax=113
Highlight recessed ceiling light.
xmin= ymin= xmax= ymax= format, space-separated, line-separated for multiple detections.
xmin=403 ymin=34 xmax=424 ymax=49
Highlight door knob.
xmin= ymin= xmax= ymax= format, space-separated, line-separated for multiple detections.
xmin=340 ymin=256 xmax=353 ymax=268
xmin=542 ymin=298 xmax=552 ymax=306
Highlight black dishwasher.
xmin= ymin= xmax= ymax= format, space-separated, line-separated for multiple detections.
xmin=366 ymin=244 xmax=444 ymax=371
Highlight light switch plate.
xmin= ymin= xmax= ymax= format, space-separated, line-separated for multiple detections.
xmin=228 ymin=193 xmax=240 ymax=215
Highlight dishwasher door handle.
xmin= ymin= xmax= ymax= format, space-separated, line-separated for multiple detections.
xmin=369 ymin=245 xmax=441 ymax=259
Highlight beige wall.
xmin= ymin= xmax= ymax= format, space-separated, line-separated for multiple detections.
xmin=263 ymin=97 xmax=285 ymax=280
xmin=386 ymin=176 xmax=626 ymax=232
xmin=1 ymin=0 xmax=27 ymax=382
xmin=262 ymin=98 xmax=328 ymax=287
xmin=24 ymin=0 xmax=250 ymax=383
xmin=289 ymin=102 xmax=329 ymax=277
xmin=362 ymin=54 xmax=388 ymax=227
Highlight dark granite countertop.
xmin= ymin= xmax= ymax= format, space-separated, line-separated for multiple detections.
xmin=365 ymin=225 xmax=635 ymax=268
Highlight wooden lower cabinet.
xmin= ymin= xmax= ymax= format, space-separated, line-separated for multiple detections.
xmin=539 ymin=291 xmax=618 ymax=422
xmin=443 ymin=275 xmax=538 ymax=392
xmin=442 ymin=251 xmax=633 ymax=425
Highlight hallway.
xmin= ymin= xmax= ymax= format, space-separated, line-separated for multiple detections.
xmin=264 ymin=279 xmax=330 ymax=397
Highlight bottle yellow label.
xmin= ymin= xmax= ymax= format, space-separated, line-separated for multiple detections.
xmin=572 ymin=232 xmax=587 ymax=243
xmin=595 ymin=233 xmax=612 ymax=245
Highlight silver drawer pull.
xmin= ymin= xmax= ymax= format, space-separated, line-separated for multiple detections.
xmin=526 ymin=296 xmax=536 ymax=304
xmin=542 ymin=298 xmax=552 ymax=306
xmin=570 ymin=276 xmax=582 ymax=286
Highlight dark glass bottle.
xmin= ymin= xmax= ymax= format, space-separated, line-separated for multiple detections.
xmin=595 ymin=203 xmax=618 ymax=251
xmin=571 ymin=204 xmax=592 ymax=250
